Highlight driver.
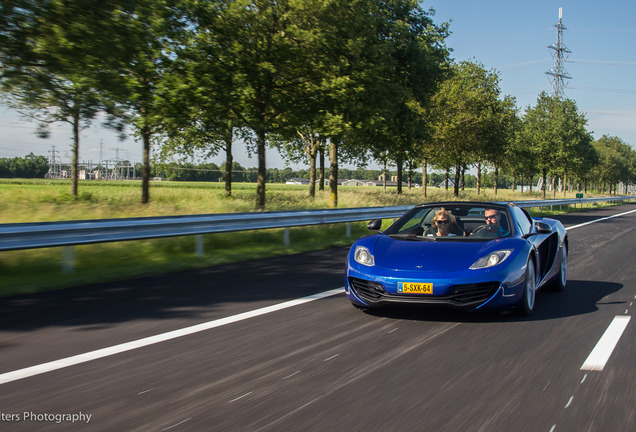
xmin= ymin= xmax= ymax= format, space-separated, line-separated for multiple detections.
xmin=472 ymin=208 xmax=508 ymax=238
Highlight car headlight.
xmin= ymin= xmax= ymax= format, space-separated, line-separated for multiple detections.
xmin=470 ymin=249 xmax=512 ymax=269
xmin=354 ymin=246 xmax=375 ymax=266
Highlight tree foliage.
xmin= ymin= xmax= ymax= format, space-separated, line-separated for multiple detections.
xmin=0 ymin=153 xmax=48 ymax=178
xmin=2 ymin=2 xmax=634 ymax=203
xmin=522 ymin=92 xmax=596 ymax=198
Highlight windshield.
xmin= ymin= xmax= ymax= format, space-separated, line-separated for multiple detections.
xmin=383 ymin=204 xmax=512 ymax=240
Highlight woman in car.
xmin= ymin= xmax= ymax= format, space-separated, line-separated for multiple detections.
xmin=423 ymin=208 xmax=457 ymax=237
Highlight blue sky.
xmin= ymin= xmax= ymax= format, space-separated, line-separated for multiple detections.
xmin=427 ymin=0 xmax=636 ymax=145
xmin=1 ymin=0 xmax=635 ymax=169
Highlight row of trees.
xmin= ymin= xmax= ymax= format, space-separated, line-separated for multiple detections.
xmin=4 ymin=146 xmax=630 ymax=196
xmin=155 ymin=163 xmax=477 ymax=186
xmin=1 ymin=0 xmax=449 ymax=209
xmin=0 ymin=153 xmax=48 ymax=178
xmin=1 ymin=1 xmax=634 ymax=207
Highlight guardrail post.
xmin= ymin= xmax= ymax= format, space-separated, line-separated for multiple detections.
xmin=62 ymin=246 xmax=74 ymax=274
xmin=195 ymin=235 xmax=204 ymax=257
xmin=346 ymin=222 xmax=351 ymax=238
xmin=284 ymin=227 xmax=290 ymax=247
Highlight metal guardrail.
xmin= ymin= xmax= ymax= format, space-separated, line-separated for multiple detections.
xmin=1 ymin=196 xmax=634 ymax=252
xmin=0 ymin=206 xmax=413 ymax=252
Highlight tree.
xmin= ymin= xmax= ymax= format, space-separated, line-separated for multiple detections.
xmin=429 ymin=61 xmax=503 ymax=197
xmin=506 ymin=124 xmax=539 ymax=193
xmin=0 ymin=0 xmax=117 ymax=196
xmin=205 ymin=0 xmax=329 ymax=210
xmin=92 ymin=0 xmax=189 ymax=204
xmin=482 ymin=95 xmax=519 ymax=196
xmin=0 ymin=153 xmax=49 ymax=178
xmin=522 ymin=92 xmax=593 ymax=198
xmin=593 ymin=135 xmax=635 ymax=194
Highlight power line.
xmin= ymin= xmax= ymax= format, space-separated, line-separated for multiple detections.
xmin=569 ymin=86 xmax=636 ymax=95
xmin=568 ymin=59 xmax=636 ymax=67
xmin=582 ymin=110 xmax=636 ymax=119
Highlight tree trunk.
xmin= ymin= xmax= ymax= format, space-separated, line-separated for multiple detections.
xmin=453 ymin=163 xmax=460 ymax=197
xmin=494 ymin=164 xmax=499 ymax=197
xmin=328 ymin=138 xmax=338 ymax=208
xmin=382 ymin=160 xmax=387 ymax=192
xmin=255 ymin=128 xmax=267 ymax=210
xmin=396 ymin=155 xmax=403 ymax=195
xmin=307 ymin=139 xmax=317 ymax=198
xmin=141 ymin=125 xmax=151 ymax=204
xmin=477 ymin=162 xmax=482 ymax=195
xmin=461 ymin=166 xmax=465 ymax=191
xmin=445 ymin=168 xmax=449 ymax=191
xmin=224 ymin=128 xmax=233 ymax=197
xmin=542 ymin=168 xmax=547 ymax=200
xmin=318 ymin=146 xmax=325 ymax=191
xmin=70 ymin=110 xmax=80 ymax=196
xmin=422 ymin=157 xmax=428 ymax=198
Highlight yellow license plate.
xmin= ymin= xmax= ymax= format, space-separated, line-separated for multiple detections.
xmin=398 ymin=282 xmax=433 ymax=294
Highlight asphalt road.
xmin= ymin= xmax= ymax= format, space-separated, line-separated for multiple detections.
xmin=1 ymin=204 xmax=635 ymax=432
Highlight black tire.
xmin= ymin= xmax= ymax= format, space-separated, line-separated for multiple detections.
xmin=517 ymin=258 xmax=536 ymax=316
xmin=551 ymin=246 xmax=568 ymax=292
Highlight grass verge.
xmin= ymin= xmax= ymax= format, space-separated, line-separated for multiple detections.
xmin=0 ymin=178 xmax=620 ymax=297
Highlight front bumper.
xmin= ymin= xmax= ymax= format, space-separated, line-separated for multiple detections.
xmin=344 ymin=256 xmax=527 ymax=311
xmin=347 ymin=277 xmax=502 ymax=310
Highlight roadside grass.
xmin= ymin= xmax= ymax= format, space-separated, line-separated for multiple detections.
xmin=0 ymin=178 xmax=611 ymax=297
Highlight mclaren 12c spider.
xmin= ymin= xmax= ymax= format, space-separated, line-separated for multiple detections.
xmin=345 ymin=202 xmax=568 ymax=315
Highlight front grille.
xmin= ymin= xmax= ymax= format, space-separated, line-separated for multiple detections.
xmin=448 ymin=282 xmax=500 ymax=306
xmin=349 ymin=277 xmax=386 ymax=300
xmin=349 ymin=277 xmax=500 ymax=309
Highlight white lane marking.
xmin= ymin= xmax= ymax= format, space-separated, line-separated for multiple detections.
xmin=229 ymin=392 xmax=253 ymax=403
xmin=580 ymin=374 xmax=587 ymax=384
xmin=323 ymin=354 xmax=339 ymax=362
xmin=162 ymin=418 xmax=192 ymax=431
xmin=565 ymin=396 xmax=574 ymax=408
xmin=565 ymin=208 xmax=636 ymax=231
xmin=282 ymin=371 xmax=301 ymax=380
xmin=0 ymin=288 xmax=343 ymax=385
xmin=581 ymin=315 xmax=631 ymax=371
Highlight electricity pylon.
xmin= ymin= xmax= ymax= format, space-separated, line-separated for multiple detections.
xmin=545 ymin=7 xmax=571 ymax=99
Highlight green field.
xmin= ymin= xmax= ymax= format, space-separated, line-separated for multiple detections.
xmin=0 ymin=179 xmax=597 ymax=297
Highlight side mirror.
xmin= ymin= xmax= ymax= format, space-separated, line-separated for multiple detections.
xmin=534 ymin=221 xmax=553 ymax=234
xmin=367 ymin=219 xmax=383 ymax=231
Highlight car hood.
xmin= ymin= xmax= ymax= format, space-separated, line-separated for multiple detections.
xmin=372 ymin=235 xmax=501 ymax=273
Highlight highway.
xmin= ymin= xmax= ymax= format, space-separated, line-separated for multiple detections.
xmin=1 ymin=204 xmax=635 ymax=431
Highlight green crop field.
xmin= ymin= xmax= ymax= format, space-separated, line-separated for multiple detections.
xmin=0 ymin=178 xmax=598 ymax=297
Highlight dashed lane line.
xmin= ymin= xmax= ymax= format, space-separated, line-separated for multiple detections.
xmin=581 ymin=315 xmax=631 ymax=371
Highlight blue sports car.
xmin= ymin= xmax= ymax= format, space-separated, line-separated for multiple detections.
xmin=345 ymin=202 xmax=568 ymax=315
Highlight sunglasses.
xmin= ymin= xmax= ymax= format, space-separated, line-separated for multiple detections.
xmin=485 ymin=215 xmax=498 ymax=220
xmin=435 ymin=219 xmax=449 ymax=224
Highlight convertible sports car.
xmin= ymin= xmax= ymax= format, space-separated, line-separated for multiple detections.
xmin=345 ymin=202 xmax=568 ymax=315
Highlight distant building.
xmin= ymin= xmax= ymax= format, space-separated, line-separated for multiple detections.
xmin=341 ymin=179 xmax=377 ymax=187
xmin=438 ymin=179 xmax=461 ymax=188
xmin=286 ymin=178 xmax=311 ymax=185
